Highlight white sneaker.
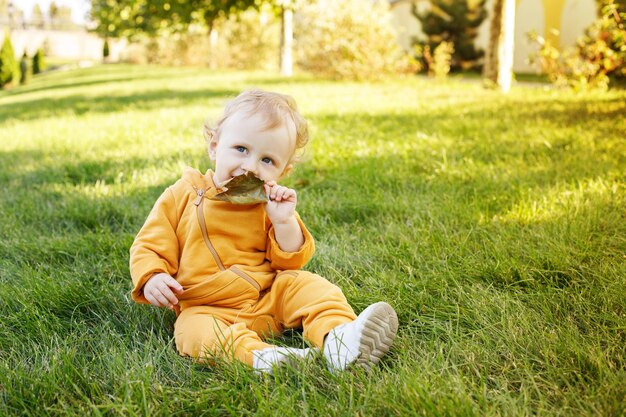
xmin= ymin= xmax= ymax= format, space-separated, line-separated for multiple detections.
xmin=252 ymin=347 xmax=317 ymax=374
xmin=323 ymin=302 xmax=398 ymax=372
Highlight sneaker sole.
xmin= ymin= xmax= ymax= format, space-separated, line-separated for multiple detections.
xmin=354 ymin=302 xmax=398 ymax=370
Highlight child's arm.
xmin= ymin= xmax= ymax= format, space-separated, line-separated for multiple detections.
xmin=130 ymin=187 xmax=181 ymax=304
xmin=264 ymin=181 xmax=304 ymax=252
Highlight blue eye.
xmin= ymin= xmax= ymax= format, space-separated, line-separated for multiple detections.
xmin=235 ymin=146 xmax=246 ymax=153
xmin=262 ymin=157 xmax=273 ymax=164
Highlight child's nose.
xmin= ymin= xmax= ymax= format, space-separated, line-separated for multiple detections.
xmin=241 ymin=158 xmax=258 ymax=175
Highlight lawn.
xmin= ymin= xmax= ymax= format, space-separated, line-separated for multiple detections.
xmin=0 ymin=65 xmax=624 ymax=416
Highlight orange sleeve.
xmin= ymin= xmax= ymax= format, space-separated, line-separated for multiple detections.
xmin=129 ymin=187 xmax=180 ymax=304
xmin=266 ymin=213 xmax=315 ymax=270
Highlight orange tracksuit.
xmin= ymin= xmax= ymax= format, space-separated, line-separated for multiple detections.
xmin=130 ymin=167 xmax=356 ymax=365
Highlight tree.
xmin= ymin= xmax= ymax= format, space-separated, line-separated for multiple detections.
xmin=49 ymin=1 xmax=58 ymax=27
xmin=31 ymin=4 xmax=45 ymax=29
xmin=412 ymin=0 xmax=487 ymax=71
xmin=90 ymin=0 xmax=262 ymax=38
xmin=90 ymin=0 xmax=156 ymax=38
xmin=56 ymin=6 xmax=75 ymax=29
xmin=483 ymin=0 xmax=515 ymax=92
xmin=0 ymin=0 xmax=8 ymax=20
xmin=0 ymin=34 xmax=19 ymax=88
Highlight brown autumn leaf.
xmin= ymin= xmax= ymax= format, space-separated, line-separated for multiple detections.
xmin=211 ymin=172 xmax=268 ymax=204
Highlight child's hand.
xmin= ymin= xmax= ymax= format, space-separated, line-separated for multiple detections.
xmin=264 ymin=181 xmax=297 ymax=224
xmin=143 ymin=273 xmax=184 ymax=310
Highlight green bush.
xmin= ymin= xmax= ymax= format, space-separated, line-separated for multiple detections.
xmin=20 ymin=52 xmax=30 ymax=85
xmin=295 ymin=0 xmax=417 ymax=80
xmin=103 ymin=39 xmax=110 ymax=59
xmin=528 ymin=2 xmax=626 ymax=91
xmin=0 ymin=35 xmax=19 ymax=88
xmin=32 ymin=48 xmax=45 ymax=75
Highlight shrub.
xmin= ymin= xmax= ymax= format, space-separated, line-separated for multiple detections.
xmin=103 ymin=39 xmax=110 ymax=60
xmin=0 ymin=35 xmax=20 ymax=88
xmin=295 ymin=0 xmax=418 ymax=80
xmin=528 ymin=2 xmax=626 ymax=91
xmin=32 ymin=48 xmax=45 ymax=75
xmin=20 ymin=52 xmax=30 ymax=85
xmin=432 ymin=41 xmax=455 ymax=80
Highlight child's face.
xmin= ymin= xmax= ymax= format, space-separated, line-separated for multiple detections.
xmin=209 ymin=111 xmax=295 ymax=186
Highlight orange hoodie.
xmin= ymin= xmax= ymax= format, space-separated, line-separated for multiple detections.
xmin=129 ymin=167 xmax=315 ymax=309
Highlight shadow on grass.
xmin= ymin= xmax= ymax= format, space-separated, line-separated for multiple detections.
xmin=0 ymin=148 xmax=184 ymax=187
xmin=0 ymin=150 xmax=185 ymax=245
xmin=486 ymin=96 xmax=626 ymax=129
xmin=0 ymin=87 xmax=241 ymax=123
xmin=3 ymin=73 xmax=188 ymax=98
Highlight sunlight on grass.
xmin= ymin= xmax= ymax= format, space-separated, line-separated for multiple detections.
xmin=493 ymin=178 xmax=623 ymax=224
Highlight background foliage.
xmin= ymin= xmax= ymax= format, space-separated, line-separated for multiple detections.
xmin=0 ymin=34 xmax=19 ymax=88
xmin=412 ymin=0 xmax=487 ymax=72
xmin=118 ymin=5 xmax=279 ymax=70
xmin=89 ymin=0 xmax=260 ymax=38
xmin=32 ymin=48 xmax=45 ymax=75
xmin=295 ymin=0 xmax=417 ymax=80
xmin=529 ymin=1 xmax=626 ymax=91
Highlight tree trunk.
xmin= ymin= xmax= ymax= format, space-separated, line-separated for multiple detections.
xmin=280 ymin=5 xmax=293 ymax=77
xmin=483 ymin=0 xmax=515 ymax=92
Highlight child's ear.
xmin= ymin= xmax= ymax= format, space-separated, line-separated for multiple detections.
xmin=208 ymin=136 xmax=218 ymax=161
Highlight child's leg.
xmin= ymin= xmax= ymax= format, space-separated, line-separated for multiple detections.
xmin=262 ymin=271 xmax=357 ymax=347
xmin=174 ymin=305 xmax=273 ymax=366
xmin=255 ymin=271 xmax=398 ymax=372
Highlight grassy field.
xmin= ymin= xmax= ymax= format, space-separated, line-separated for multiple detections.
xmin=0 ymin=65 xmax=624 ymax=416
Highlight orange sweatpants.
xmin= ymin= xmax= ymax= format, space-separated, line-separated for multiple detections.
xmin=174 ymin=270 xmax=357 ymax=366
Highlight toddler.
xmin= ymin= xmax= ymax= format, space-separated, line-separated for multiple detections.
xmin=130 ymin=89 xmax=398 ymax=374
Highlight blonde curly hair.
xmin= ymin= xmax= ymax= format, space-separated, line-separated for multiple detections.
xmin=204 ymin=89 xmax=309 ymax=163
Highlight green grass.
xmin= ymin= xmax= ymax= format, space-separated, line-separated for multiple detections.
xmin=1 ymin=64 xmax=624 ymax=416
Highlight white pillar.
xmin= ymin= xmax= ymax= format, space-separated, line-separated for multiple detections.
xmin=209 ymin=27 xmax=219 ymax=70
xmin=497 ymin=0 xmax=515 ymax=93
xmin=280 ymin=6 xmax=293 ymax=77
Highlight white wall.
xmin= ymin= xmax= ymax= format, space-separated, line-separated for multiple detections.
xmin=0 ymin=29 xmax=126 ymax=61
